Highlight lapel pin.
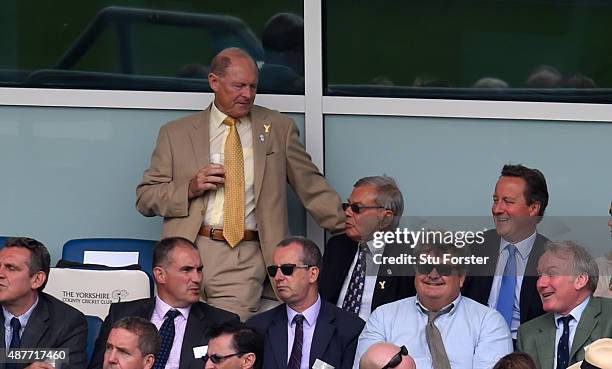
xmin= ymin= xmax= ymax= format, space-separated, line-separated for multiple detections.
xmin=263 ymin=124 xmax=271 ymax=133
xmin=378 ymin=281 xmax=386 ymax=289
xmin=259 ymin=133 xmax=265 ymax=143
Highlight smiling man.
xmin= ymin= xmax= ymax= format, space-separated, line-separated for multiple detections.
xmin=517 ymin=241 xmax=612 ymax=369
xmin=89 ymin=237 xmax=238 ymax=369
xmin=247 ymin=236 xmax=364 ymax=369
xmin=136 ymin=47 xmax=344 ymax=320
xmin=354 ymin=239 xmax=511 ymax=369
xmin=0 ymin=237 xmax=88 ymax=369
xmin=463 ymin=164 xmax=550 ymax=340
xmin=319 ymin=176 xmax=415 ymax=321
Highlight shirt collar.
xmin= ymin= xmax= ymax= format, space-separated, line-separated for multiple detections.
xmin=286 ymin=294 xmax=321 ymax=327
xmin=211 ymin=102 xmax=247 ymax=129
xmin=415 ymin=294 xmax=461 ymax=315
xmin=154 ymin=296 xmax=191 ymax=320
xmin=554 ymin=295 xmax=590 ymax=326
xmin=3 ymin=296 xmax=39 ymax=328
xmin=500 ymin=231 xmax=537 ymax=260
xmin=365 ymin=239 xmax=384 ymax=256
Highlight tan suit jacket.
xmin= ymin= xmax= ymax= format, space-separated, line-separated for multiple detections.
xmin=136 ymin=104 xmax=344 ymax=266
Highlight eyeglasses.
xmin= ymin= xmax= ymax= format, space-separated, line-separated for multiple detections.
xmin=381 ymin=345 xmax=409 ymax=369
xmin=266 ymin=264 xmax=312 ymax=277
xmin=416 ymin=264 xmax=455 ymax=276
xmin=342 ymin=202 xmax=386 ymax=214
xmin=202 ymin=352 xmax=243 ymax=364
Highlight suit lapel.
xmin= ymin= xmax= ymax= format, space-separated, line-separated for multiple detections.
xmin=189 ymin=107 xmax=211 ymax=171
xmin=268 ymin=306 xmax=288 ymax=369
xmin=250 ymin=106 xmax=269 ymax=204
xmin=19 ymin=297 xmax=49 ymax=349
xmin=570 ymin=298 xmax=600 ymax=362
xmin=520 ymin=234 xmax=546 ymax=322
xmin=534 ymin=315 xmax=557 ymax=369
xmin=309 ymin=302 xmax=335 ymax=367
xmin=179 ymin=303 xmax=213 ymax=369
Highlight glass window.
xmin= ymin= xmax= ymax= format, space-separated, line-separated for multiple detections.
xmin=0 ymin=1 xmax=304 ymax=94
xmin=325 ymin=0 xmax=612 ymax=103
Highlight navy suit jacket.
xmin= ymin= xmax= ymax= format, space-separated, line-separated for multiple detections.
xmin=319 ymin=234 xmax=416 ymax=313
xmin=462 ymin=229 xmax=548 ymax=324
xmin=88 ymin=298 xmax=238 ymax=369
xmin=247 ymin=300 xmax=364 ymax=369
xmin=0 ymin=292 xmax=88 ymax=369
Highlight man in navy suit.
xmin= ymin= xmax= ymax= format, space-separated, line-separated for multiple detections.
xmin=463 ymin=164 xmax=550 ymax=341
xmin=319 ymin=176 xmax=414 ymax=320
xmin=247 ymin=236 xmax=364 ymax=369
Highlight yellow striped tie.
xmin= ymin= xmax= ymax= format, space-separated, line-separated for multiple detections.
xmin=222 ymin=117 xmax=245 ymax=247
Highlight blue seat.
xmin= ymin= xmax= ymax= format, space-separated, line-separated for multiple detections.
xmin=62 ymin=238 xmax=156 ymax=281
xmin=86 ymin=315 xmax=103 ymax=361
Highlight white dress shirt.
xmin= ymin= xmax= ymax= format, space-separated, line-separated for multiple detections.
xmin=552 ymin=296 xmax=590 ymax=369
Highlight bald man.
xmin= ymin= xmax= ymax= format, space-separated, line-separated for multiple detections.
xmin=359 ymin=343 xmax=416 ymax=369
xmin=136 ymin=47 xmax=344 ymax=320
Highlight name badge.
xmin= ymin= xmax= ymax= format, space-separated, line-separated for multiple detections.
xmin=312 ymin=358 xmax=335 ymax=369
xmin=193 ymin=345 xmax=208 ymax=359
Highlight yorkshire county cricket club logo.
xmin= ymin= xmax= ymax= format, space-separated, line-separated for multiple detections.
xmin=112 ymin=289 xmax=129 ymax=302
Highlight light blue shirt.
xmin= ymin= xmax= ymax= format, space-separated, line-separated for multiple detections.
xmin=3 ymin=297 xmax=39 ymax=349
xmin=488 ymin=232 xmax=537 ymax=338
xmin=286 ymin=295 xmax=321 ymax=369
xmin=353 ymin=295 xmax=512 ymax=369
xmin=552 ymin=296 xmax=590 ymax=369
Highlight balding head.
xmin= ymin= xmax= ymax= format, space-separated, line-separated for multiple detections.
xmin=359 ymin=343 xmax=415 ymax=369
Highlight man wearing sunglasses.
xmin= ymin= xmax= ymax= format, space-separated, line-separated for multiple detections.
xmin=320 ymin=176 xmax=415 ymax=321
xmin=354 ymin=240 xmax=512 ymax=369
xmin=462 ymin=164 xmax=550 ymax=341
xmin=359 ymin=342 xmax=415 ymax=369
xmin=247 ymin=236 xmax=365 ymax=369
xmin=203 ymin=322 xmax=262 ymax=369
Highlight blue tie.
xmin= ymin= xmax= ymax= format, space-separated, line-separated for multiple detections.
xmin=496 ymin=244 xmax=517 ymax=327
xmin=7 ymin=318 xmax=21 ymax=369
xmin=153 ymin=309 xmax=180 ymax=369
xmin=556 ymin=315 xmax=573 ymax=369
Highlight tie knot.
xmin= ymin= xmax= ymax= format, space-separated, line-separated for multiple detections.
xmin=293 ymin=314 xmax=305 ymax=326
xmin=558 ymin=315 xmax=573 ymax=326
xmin=423 ymin=304 xmax=453 ymax=323
xmin=358 ymin=242 xmax=369 ymax=254
xmin=10 ymin=317 xmax=21 ymax=331
xmin=223 ymin=117 xmax=238 ymax=127
xmin=165 ymin=309 xmax=180 ymax=320
xmin=506 ymin=244 xmax=517 ymax=256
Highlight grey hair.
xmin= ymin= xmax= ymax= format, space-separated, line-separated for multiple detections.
xmin=354 ymin=176 xmax=404 ymax=231
xmin=545 ymin=240 xmax=599 ymax=292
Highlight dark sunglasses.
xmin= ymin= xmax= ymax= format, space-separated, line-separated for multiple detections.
xmin=267 ymin=264 xmax=312 ymax=277
xmin=202 ymin=352 xmax=243 ymax=364
xmin=342 ymin=202 xmax=386 ymax=214
xmin=381 ymin=345 xmax=409 ymax=369
xmin=416 ymin=264 xmax=454 ymax=276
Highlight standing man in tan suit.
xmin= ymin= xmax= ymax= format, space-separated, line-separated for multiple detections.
xmin=136 ymin=48 xmax=344 ymax=320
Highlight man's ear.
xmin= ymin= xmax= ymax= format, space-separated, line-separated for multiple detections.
xmin=528 ymin=201 xmax=541 ymax=217
xmin=153 ymin=266 xmax=165 ymax=285
xmin=208 ymin=73 xmax=219 ymax=92
xmin=241 ymin=352 xmax=256 ymax=369
xmin=573 ymin=273 xmax=589 ymax=291
xmin=144 ymin=353 xmax=155 ymax=369
xmin=310 ymin=266 xmax=320 ymax=284
xmin=30 ymin=271 xmax=46 ymax=290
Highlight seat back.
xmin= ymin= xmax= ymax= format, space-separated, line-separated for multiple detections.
xmin=86 ymin=315 xmax=103 ymax=361
xmin=62 ymin=238 xmax=156 ymax=281
xmin=45 ymin=268 xmax=151 ymax=319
